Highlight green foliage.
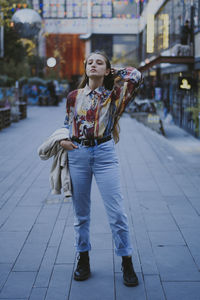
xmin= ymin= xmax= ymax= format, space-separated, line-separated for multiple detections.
xmin=0 ymin=1 xmax=44 ymax=81
xmin=4 ymin=26 xmax=28 ymax=63
xmin=0 ymin=58 xmax=31 ymax=81
xmin=186 ymin=101 xmax=200 ymax=136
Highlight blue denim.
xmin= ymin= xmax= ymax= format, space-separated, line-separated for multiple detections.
xmin=68 ymin=138 xmax=133 ymax=256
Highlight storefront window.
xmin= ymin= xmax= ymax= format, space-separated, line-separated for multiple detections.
xmin=112 ymin=35 xmax=137 ymax=65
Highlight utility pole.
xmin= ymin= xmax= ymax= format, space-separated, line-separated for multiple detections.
xmin=0 ymin=10 xmax=4 ymax=58
xmin=190 ymin=0 xmax=195 ymax=57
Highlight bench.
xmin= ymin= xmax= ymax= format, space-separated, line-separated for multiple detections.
xmin=0 ymin=107 xmax=11 ymax=130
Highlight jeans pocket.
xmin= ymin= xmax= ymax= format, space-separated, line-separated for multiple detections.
xmin=99 ymin=139 xmax=115 ymax=152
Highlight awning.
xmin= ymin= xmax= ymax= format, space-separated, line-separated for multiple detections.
xmin=138 ymin=56 xmax=194 ymax=72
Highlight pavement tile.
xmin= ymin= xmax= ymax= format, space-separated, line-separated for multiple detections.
xmin=0 ymin=264 xmax=12 ymax=290
xmin=154 ymin=179 xmax=184 ymax=197
xmin=0 ymin=231 xmax=29 ymax=264
xmin=90 ymin=233 xmax=113 ymax=250
xmin=34 ymin=247 xmax=58 ymax=288
xmin=29 ymin=287 xmax=47 ymax=300
xmin=163 ymin=282 xmax=200 ymax=300
xmin=142 ymin=213 xmax=178 ymax=232
xmin=0 ymin=206 xmax=41 ymax=232
xmin=48 ymin=219 xmax=66 ymax=247
xmin=144 ymin=275 xmax=165 ymax=300
xmin=173 ymin=174 xmax=200 ymax=197
xmin=19 ymin=187 xmax=49 ymax=207
xmin=13 ymin=243 xmax=47 ymax=272
xmin=69 ymin=250 xmax=114 ymax=300
xmin=136 ymin=191 xmax=164 ymax=202
xmin=45 ymin=287 xmax=68 ymax=300
xmin=56 ymin=226 xmax=76 ymax=264
xmin=36 ymin=205 xmax=60 ymax=224
xmin=0 ymin=271 xmax=36 ymax=299
xmin=153 ymin=245 xmax=200 ymax=281
xmin=168 ymin=204 xmax=200 ymax=228
xmin=57 ymin=201 xmax=72 ymax=221
xmin=45 ymin=264 xmax=73 ymax=300
xmin=134 ymin=229 xmax=159 ymax=275
xmin=26 ymin=223 xmax=55 ymax=245
xmin=134 ymin=177 xmax=160 ymax=192
xmin=181 ymin=228 xmax=200 ymax=268
xmin=188 ymin=196 xmax=200 ymax=215
xmin=163 ymin=195 xmax=190 ymax=206
xmin=139 ymin=199 xmax=170 ymax=214
xmin=148 ymin=231 xmax=185 ymax=246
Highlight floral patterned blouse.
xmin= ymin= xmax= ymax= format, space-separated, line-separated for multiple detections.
xmin=64 ymin=67 xmax=142 ymax=139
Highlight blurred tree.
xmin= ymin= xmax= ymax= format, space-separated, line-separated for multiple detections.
xmin=0 ymin=0 xmax=44 ymax=81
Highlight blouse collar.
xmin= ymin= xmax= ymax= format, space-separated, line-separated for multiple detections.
xmin=83 ymin=85 xmax=106 ymax=96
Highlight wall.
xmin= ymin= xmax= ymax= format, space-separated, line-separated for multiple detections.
xmin=44 ymin=18 xmax=139 ymax=34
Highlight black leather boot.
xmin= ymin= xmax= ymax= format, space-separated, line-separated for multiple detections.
xmin=74 ymin=251 xmax=91 ymax=281
xmin=122 ymin=256 xmax=138 ymax=287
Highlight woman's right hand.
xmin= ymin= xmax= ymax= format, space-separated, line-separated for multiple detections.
xmin=60 ymin=139 xmax=78 ymax=150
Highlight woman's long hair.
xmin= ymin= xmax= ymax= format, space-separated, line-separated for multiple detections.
xmin=78 ymin=50 xmax=120 ymax=143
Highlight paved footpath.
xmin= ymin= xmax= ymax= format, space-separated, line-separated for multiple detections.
xmin=0 ymin=101 xmax=200 ymax=300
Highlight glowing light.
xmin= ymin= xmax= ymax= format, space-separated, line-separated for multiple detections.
xmin=146 ymin=14 xmax=154 ymax=53
xmin=180 ymin=79 xmax=191 ymax=90
xmin=47 ymin=57 xmax=56 ymax=68
xmin=160 ymin=14 xmax=169 ymax=49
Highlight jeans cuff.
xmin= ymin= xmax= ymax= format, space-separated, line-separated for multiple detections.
xmin=115 ymin=247 xmax=133 ymax=256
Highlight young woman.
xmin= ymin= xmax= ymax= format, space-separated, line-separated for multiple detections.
xmin=60 ymin=51 xmax=142 ymax=287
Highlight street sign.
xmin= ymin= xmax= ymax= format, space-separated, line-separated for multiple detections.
xmin=178 ymin=77 xmax=193 ymax=90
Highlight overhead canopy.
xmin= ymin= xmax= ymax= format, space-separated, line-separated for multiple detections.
xmin=138 ymin=56 xmax=194 ymax=72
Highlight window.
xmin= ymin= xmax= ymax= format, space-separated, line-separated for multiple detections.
xmin=66 ymin=0 xmax=87 ymax=18
xmin=33 ymin=0 xmax=88 ymax=18
xmin=92 ymin=0 xmax=112 ymax=18
xmin=32 ymin=0 xmax=138 ymax=19
xmin=113 ymin=0 xmax=137 ymax=18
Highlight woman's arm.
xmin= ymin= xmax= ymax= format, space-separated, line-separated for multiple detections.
xmin=110 ymin=67 xmax=143 ymax=115
xmin=60 ymin=91 xmax=78 ymax=150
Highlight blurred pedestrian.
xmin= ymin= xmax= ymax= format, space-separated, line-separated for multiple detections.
xmin=60 ymin=51 xmax=142 ymax=286
xmin=180 ymin=20 xmax=191 ymax=45
xmin=47 ymin=80 xmax=58 ymax=106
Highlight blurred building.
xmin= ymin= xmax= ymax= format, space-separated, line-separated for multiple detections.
xmin=31 ymin=0 xmax=200 ymax=137
xmin=31 ymin=0 xmax=139 ymax=83
xmin=138 ymin=0 xmax=200 ymax=137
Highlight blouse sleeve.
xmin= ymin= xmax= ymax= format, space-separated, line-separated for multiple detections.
xmin=63 ymin=89 xmax=77 ymax=129
xmin=111 ymin=67 xmax=143 ymax=115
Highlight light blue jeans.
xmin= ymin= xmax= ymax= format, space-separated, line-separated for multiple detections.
xmin=68 ymin=138 xmax=133 ymax=256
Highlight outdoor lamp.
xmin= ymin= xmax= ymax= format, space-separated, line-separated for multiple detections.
xmin=11 ymin=8 xmax=42 ymax=39
xmin=47 ymin=57 xmax=57 ymax=68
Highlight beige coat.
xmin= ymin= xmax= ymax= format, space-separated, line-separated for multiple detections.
xmin=37 ymin=128 xmax=72 ymax=197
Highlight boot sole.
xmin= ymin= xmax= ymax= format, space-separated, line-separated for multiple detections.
xmin=74 ymin=272 xmax=91 ymax=281
xmin=124 ymin=280 xmax=139 ymax=287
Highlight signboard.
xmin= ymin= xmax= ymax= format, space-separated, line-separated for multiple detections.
xmin=146 ymin=14 xmax=154 ymax=53
xmin=178 ymin=77 xmax=193 ymax=90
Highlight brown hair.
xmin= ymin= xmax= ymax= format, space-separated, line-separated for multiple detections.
xmin=78 ymin=50 xmax=114 ymax=90
xmin=78 ymin=50 xmax=120 ymax=143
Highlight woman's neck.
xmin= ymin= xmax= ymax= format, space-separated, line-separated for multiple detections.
xmin=88 ymin=78 xmax=104 ymax=91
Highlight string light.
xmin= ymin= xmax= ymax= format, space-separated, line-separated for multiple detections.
xmin=5 ymin=0 xmax=145 ymax=19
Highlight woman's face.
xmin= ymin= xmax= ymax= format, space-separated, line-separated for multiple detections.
xmin=85 ymin=53 xmax=110 ymax=79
